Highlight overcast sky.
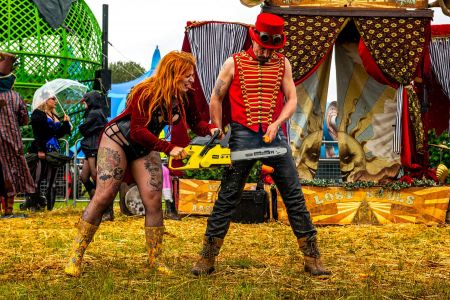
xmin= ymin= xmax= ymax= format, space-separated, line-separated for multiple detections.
xmin=85 ymin=0 xmax=260 ymax=68
xmin=84 ymin=1 xmax=448 ymax=100
xmin=84 ymin=1 xmax=449 ymax=68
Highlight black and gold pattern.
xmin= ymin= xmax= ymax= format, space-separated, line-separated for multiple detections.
xmin=355 ymin=17 xmax=431 ymax=84
xmin=406 ymin=86 xmax=425 ymax=154
xmin=278 ymin=15 xmax=348 ymax=82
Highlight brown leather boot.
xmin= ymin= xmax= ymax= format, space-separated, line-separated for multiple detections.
xmin=164 ymin=200 xmax=181 ymax=221
xmin=4 ymin=196 xmax=14 ymax=216
xmin=191 ymin=236 xmax=223 ymax=276
xmin=145 ymin=226 xmax=171 ymax=274
xmin=64 ymin=219 xmax=99 ymax=277
xmin=298 ymin=236 xmax=331 ymax=276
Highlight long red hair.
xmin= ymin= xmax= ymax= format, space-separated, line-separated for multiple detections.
xmin=127 ymin=51 xmax=195 ymax=126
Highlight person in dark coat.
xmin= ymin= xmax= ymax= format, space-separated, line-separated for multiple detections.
xmin=22 ymin=90 xmax=71 ymax=211
xmin=0 ymin=52 xmax=35 ymax=217
xmin=78 ymin=91 xmax=110 ymax=219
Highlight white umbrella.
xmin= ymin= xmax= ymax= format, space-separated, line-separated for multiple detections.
xmin=32 ymin=78 xmax=88 ymax=112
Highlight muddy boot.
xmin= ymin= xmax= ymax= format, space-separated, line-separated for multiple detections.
xmin=145 ymin=226 xmax=171 ymax=274
xmin=4 ymin=196 xmax=14 ymax=216
xmin=37 ymin=195 xmax=46 ymax=210
xmin=46 ymin=187 xmax=56 ymax=211
xmin=64 ymin=219 xmax=99 ymax=277
xmin=101 ymin=203 xmax=114 ymax=221
xmin=164 ymin=199 xmax=181 ymax=221
xmin=20 ymin=193 xmax=40 ymax=212
xmin=191 ymin=236 xmax=224 ymax=276
xmin=298 ymin=236 xmax=331 ymax=276
xmin=0 ymin=196 xmax=4 ymax=214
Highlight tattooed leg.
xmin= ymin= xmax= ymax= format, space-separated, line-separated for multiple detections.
xmin=131 ymin=151 xmax=163 ymax=227
xmin=144 ymin=153 xmax=162 ymax=191
xmin=82 ymin=136 xmax=126 ymax=225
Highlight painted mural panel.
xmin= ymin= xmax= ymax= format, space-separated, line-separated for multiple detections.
xmin=177 ymin=180 xmax=450 ymax=224
xmin=335 ymin=41 xmax=401 ymax=182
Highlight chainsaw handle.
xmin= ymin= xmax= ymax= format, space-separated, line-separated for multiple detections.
xmin=168 ymin=152 xmax=193 ymax=171
xmin=168 ymin=156 xmax=183 ymax=170
xmin=199 ymin=129 xmax=221 ymax=157
xmin=168 ymin=156 xmax=176 ymax=170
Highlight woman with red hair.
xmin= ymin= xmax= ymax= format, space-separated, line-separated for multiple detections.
xmin=64 ymin=51 xmax=219 ymax=277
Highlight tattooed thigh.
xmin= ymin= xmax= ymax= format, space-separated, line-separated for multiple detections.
xmin=97 ymin=147 xmax=125 ymax=182
xmin=143 ymin=153 xmax=162 ymax=191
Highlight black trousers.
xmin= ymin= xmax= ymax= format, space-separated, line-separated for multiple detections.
xmin=205 ymin=123 xmax=316 ymax=239
xmin=28 ymin=159 xmax=58 ymax=209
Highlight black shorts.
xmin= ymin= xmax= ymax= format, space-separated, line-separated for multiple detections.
xmin=104 ymin=117 xmax=150 ymax=161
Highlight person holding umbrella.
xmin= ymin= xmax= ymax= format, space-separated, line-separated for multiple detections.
xmin=64 ymin=51 xmax=220 ymax=277
xmin=22 ymin=89 xmax=72 ymax=211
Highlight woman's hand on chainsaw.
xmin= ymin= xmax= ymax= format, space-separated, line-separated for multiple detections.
xmin=210 ymin=128 xmax=224 ymax=140
xmin=169 ymin=146 xmax=187 ymax=160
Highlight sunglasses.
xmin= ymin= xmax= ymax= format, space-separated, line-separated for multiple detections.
xmin=254 ymin=29 xmax=283 ymax=46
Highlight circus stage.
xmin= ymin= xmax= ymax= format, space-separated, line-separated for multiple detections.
xmin=177 ymin=179 xmax=450 ymax=225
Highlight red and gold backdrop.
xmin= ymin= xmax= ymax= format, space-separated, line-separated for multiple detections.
xmin=264 ymin=6 xmax=432 ymax=181
xmin=175 ymin=6 xmax=434 ymax=183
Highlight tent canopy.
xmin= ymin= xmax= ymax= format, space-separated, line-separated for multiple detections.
xmin=108 ymin=46 xmax=161 ymax=118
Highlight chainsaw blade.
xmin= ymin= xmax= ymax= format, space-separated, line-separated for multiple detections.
xmin=230 ymin=147 xmax=287 ymax=161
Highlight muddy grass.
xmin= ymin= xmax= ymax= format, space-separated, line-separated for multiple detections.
xmin=1 ymin=206 xmax=449 ymax=299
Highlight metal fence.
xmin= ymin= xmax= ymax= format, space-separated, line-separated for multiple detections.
xmin=16 ymin=138 xmax=71 ymax=205
xmin=16 ymin=137 xmax=120 ymax=208
xmin=15 ymin=139 xmax=343 ymax=206
xmin=315 ymin=141 xmax=342 ymax=183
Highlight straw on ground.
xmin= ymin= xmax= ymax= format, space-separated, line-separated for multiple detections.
xmin=1 ymin=206 xmax=449 ymax=299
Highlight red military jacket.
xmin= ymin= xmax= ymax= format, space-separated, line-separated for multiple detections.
xmin=228 ymin=48 xmax=285 ymax=132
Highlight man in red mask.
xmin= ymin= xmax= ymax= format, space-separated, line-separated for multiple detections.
xmin=192 ymin=13 xmax=330 ymax=276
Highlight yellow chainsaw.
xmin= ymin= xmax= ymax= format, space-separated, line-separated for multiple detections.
xmin=168 ymin=130 xmax=287 ymax=171
xmin=168 ymin=130 xmax=231 ymax=170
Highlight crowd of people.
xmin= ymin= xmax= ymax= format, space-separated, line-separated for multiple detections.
xmin=0 ymin=12 xmax=330 ymax=277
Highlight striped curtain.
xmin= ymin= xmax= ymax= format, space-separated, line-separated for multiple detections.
xmin=429 ymin=37 xmax=450 ymax=100
xmin=393 ymin=85 xmax=404 ymax=154
xmin=187 ymin=22 xmax=248 ymax=103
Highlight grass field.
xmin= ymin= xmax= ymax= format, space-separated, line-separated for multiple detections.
xmin=1 ymin=205 xmax=449 ymax=299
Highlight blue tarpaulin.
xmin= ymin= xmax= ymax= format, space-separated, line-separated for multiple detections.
xmin=108 ymin=46 xmax=161 ymax=118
